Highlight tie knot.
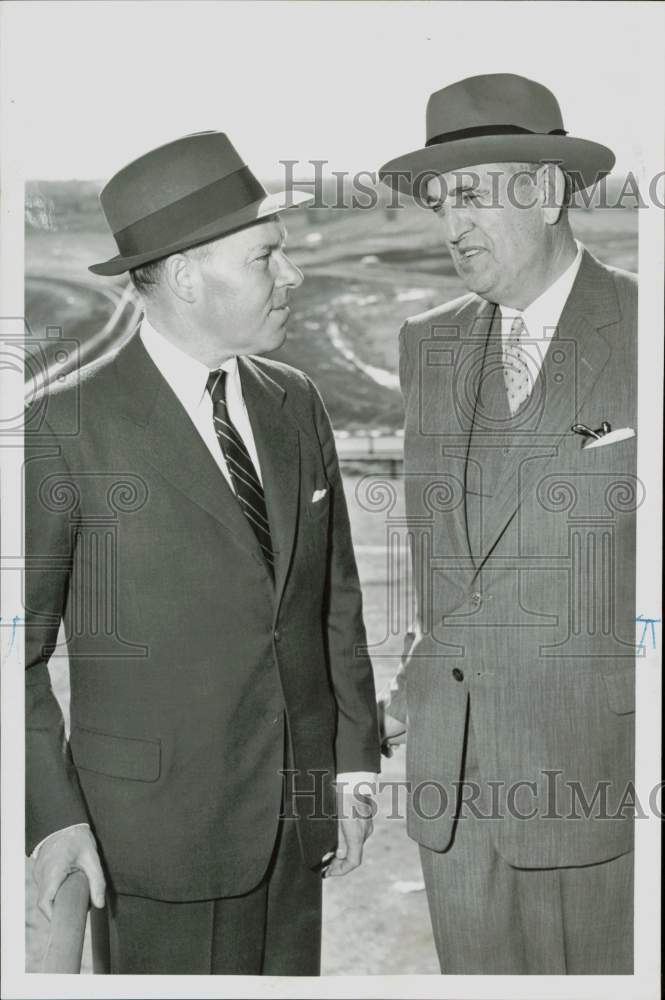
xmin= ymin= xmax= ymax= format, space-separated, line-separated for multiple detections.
xmin=206 ymin=369 xmax=227 ymax=406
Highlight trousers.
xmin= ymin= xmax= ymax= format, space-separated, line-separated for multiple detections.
xmin=419 ymin=701 xmax=634 ymax=974
xmin=98 ymin=816 xmax=322 ymax=975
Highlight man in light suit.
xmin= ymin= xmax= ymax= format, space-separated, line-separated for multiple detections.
xmin=25 ymin=131 xmax=380 ymax=974
xmin=378 ymin=75 xmax=637 ymax=974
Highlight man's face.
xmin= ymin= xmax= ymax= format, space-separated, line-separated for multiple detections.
xmin=191 ymin=216 xmax=303 ymax=360
xmin=425 ymin=163 xmax=547 ymax=307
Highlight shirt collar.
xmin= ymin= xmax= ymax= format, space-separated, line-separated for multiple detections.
xmin=498 ymin=240 xmax=583 ymax=342
xmin=139 ymin=315 xmax=239 ymax=410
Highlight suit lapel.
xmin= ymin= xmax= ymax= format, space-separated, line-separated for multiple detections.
xmin=462 ymin=299 xmax=501 ymax=565
xmin=238 ymin=356 xmax=301 ymax=602
xmin=474 ymin=250 xmax=616 ymax=565
xmin=112 ymin=334 xmax=265 ymax=562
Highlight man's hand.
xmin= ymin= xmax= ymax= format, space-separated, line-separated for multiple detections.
xmin=378 ymin=704 xmax=407 ymax=758
xmin=324 ymin=794 xmax=374 ymax=878
xmin=33 ymin=826 xmax=106 ymax=920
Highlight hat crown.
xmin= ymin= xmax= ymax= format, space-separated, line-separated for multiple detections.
xmin=100 ymin=132 xmax=249 ymax=232
xmin=426 ymin=73 xmax=564 ymax=145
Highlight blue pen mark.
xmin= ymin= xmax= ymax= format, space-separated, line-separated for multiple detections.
xmin=636 ymin=615 xmax=660 ymax=651
xmin=0 ymin=614 xmax=25 ymax=655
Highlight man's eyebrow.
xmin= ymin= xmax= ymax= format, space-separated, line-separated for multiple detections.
xmin=425 ymin=182 xmax=487 ymax=208
xmin=247 ymin=233 xmax=287 ymax=254
xmin=447 ymin=181 xmax=484 ymax=198
xmin=247 ymin=239 xmax=280 ymax=254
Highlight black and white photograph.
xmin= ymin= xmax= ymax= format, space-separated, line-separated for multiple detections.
xmin=0 ymin=1 xmax=662 ymax=997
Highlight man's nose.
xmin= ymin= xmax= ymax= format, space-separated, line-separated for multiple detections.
xmin=444 ymin=206 xmax=473 ymax=245
xmin=275 ymin=251 xmax=304 ymax=289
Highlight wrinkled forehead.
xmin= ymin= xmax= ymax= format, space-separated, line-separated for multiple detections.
xmin=208 ymin=214 xmax=287 ymax=258
xmin=234 ymin=214 xmax=286 ymax=249
xmin=425 ymin=163 xmax=519 ymax=203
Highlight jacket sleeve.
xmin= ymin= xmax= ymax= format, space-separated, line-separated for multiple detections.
xmin=306 ymin=378 xmax=381 ymax=775
xmin=25 ymin=416 xmax=89 ymax=855
xmin=377 ymin=321 xmax=413 ymax=725
xmin=377 ymin=633 xmax=414 ymax=726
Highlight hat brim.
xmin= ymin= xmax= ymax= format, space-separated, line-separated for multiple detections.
xmin=89 ymin=189 xmax=313 ymax=276
xmin=379 ymin=134 xmax=615 ymax=199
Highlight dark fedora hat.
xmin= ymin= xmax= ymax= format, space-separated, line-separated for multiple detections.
xmin=379 ymin=73 xmax=615 ymax=197
xmin=90 ymin=131 xmax=312 ymax=276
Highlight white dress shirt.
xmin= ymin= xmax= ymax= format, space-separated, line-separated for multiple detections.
xmin=140 ymin=316 xmax=263 ymax=491
xmin=498 ymin=240 xmax=583 ymax=397
xmin=32 ymin=319 xmax=373 ymax=857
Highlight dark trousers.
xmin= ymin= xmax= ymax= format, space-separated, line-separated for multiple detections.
xmin=100 ymin=818 xmax=322 ymax=975
xmin=419 ymin=702 xmax=634 ymax=974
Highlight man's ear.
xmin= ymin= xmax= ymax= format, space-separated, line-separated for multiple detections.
xmin=164 ymin=253 xmax=197 ymax=303
xmin=538 ymin=163 xmax=567 ymax=225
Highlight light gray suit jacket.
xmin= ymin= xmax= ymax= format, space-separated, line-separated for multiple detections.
xmin=381 ymin=249 xmax=637 ymax=867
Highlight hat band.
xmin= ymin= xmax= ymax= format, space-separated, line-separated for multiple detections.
xmin=425 ymin=124 xmax=567 ymax=147
xmin=114 ymin=166 xmax=267 ymax=258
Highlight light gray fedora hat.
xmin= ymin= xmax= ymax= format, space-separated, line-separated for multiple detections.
xmin=379 ymin=73 xmax=615 ymax=197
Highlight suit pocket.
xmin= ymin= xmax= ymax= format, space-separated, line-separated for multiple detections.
xmin=602 ymin=670 xmax=635 ymax=715
xmin=70 ymin=726 xmax=161 ymax=782
xmin=579 ymin=435 xmax=636 ymax=469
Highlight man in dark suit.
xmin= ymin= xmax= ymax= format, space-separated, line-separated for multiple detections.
xmin=378 ymin=75 xmax=637 ymax=973
xmin=25 ymin=132 xmax=380 ymax=974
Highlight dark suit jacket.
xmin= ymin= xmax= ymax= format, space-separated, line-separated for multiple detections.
xmin=25 ymin=333 xmax=380 ymax=901
xmin=381 ymin=249 xmax=637 ymax=867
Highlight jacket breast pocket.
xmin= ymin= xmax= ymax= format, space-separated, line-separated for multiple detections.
xmin=306 ymin=486 xmax=331 ymax=520
xmin=577 ymin=434 xmax=637 ymax=472
xmin=70 ymin=726 xmax=161 ymax=782
xmin=602 ymin=670 xmax=635 ymax=715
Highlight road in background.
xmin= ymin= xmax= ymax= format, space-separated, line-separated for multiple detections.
xmin=25 ymin=183 xmax=638 ymax=432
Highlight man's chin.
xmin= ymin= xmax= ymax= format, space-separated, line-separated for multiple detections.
xmin=259 ymin=327 xmax=288 ymax=357
xmin=454 ymin=269 xmax=496 ymax=299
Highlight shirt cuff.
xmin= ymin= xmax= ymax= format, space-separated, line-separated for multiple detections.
xmin=336 ymin=772 xmax=378 ymax=796
xmin=31 ymin=823 xmax=90 ymax=860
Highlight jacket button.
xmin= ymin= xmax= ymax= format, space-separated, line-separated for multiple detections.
xmin=273 ymin=629 xmax=281 ymax=641
xmin=452 ymin=668 xmax=465 ymax=682
xmin=470 ymin=592 xmax=482 ymax=607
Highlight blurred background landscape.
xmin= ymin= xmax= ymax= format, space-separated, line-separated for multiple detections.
xmin=25 ymin=176 xmax=638 ymax=431
xmin=25 ymin=178 xmax=638 ymax=974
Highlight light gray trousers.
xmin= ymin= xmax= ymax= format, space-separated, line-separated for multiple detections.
xmin=419 ymin=707 xmax=633 ymax=975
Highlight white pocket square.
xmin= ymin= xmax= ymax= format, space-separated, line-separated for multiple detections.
xmin=583 ymin=427 xmax=635 ymax=450
xmin=312 ymin=488 xmax=328 ymax=503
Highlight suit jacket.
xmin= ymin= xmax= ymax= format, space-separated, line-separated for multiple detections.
xmin=25 ymin=333 xmax=380 ymax=901
xmin=381 ymin=249 xmax=637 ymax=868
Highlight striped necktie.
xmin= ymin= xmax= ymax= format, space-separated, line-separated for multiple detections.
xmin=206 ymin=369 xmax=274 ymax=578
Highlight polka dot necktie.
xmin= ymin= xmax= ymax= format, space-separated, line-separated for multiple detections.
xmin=503 ymin=315 xmax=532 ymax=415
xmin=206 ymin=369 xmax=274 ymax=578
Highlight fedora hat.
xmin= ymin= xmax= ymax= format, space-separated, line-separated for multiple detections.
xmin=379 ymin=74 xmax=615 ymax=197
xmin=90 ymin=132 xmax=312 ymax=276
